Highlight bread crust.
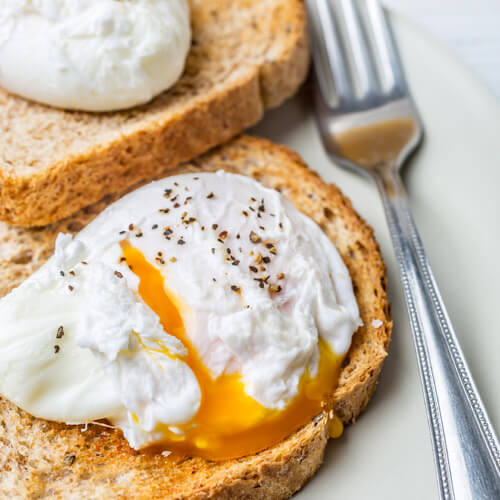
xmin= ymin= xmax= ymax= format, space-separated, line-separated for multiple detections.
xmin=0 ymin=136 xmax=392 ymax=499
xmin=0 ymin=0 xmax=310 ymax=227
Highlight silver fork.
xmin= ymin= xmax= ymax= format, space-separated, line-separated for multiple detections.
xmin=307 ymin=0 xmax=500 ymax=498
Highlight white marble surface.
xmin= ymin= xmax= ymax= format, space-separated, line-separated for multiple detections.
xmin=382 ymin=0 xmax=500 ymax=98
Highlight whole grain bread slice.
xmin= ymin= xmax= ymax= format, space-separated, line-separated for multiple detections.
xmin=0 ymin=0 xmax=309 ymax=227
xmin=0 ymin=136 xmax=392 ymax=499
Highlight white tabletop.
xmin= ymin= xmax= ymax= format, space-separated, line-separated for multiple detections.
xmin=383 ymin=0 xmax=500 ymax=99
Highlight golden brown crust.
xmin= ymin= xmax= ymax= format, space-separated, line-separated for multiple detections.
xmin=0 ymin=136 xmax=391 ymax=499
xmin=0 ymin=0 xmax=310 ymax=227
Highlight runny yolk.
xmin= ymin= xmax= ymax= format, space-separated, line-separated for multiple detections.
xmin=121 ymin=242 xmax=344 ymax=461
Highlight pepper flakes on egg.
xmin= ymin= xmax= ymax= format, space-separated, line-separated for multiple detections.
xmin=249 ymin=231 xmax=261 ymax=243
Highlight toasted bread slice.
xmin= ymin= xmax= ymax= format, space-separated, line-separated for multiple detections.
xmin=0 ymin=0 xmax=309 ymax=228
xmin=0 ymin=136 xmax=391 ymax=499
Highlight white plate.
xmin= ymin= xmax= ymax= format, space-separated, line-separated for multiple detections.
xmin=252 ymin=13 xmax=500 ymax=499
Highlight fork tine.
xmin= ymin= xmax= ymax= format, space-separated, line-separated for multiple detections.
xmin=365 ymin=0 xmax=408 ymax=96
xmin=307 ymin=0 xmax=354 ymax=108
xmin=339 ymin=0 xmax=379 ymax=98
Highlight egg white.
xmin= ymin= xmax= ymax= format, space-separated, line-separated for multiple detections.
xmin=0 ymin=171 xmax=361 ymax=449
xmin=0 ymin=0 xmax=191 ymax=111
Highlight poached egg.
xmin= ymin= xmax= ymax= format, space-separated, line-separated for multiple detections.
xmin=0 ymin=171 xmax=361 ymax=460
xmin=0 ymin=0 xmax=191 ymax=111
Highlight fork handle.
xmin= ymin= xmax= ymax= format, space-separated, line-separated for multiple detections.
xmin=373 ymin=167 xmax=500 ymax=499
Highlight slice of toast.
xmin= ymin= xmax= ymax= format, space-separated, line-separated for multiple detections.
xmin=0 ymin=136 xmax=392 ymax=499
xmin=0 ymin=0 xmax=309 ymax=228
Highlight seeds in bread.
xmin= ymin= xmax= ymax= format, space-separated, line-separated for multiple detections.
xmin=0 ymin=0 xmax=310 ymax=227
xmin=0 ymin=135 xmax=391 ymax=499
